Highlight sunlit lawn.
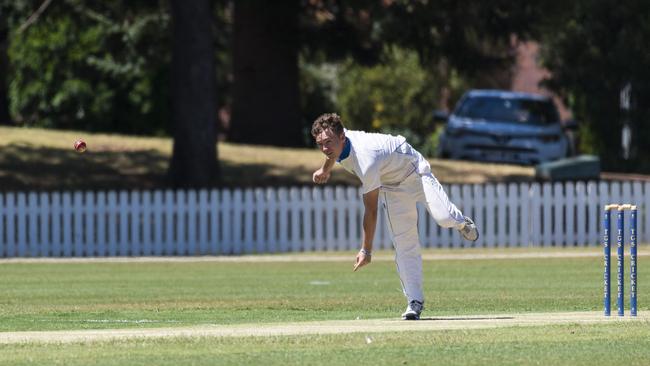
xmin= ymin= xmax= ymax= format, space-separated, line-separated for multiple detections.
xmin=1 ymin=249 xmax=649 ymax=365
xmin=1 ymin=249 xmax=645 ymax=332
xmin=0 ymin=126 xmax=534 ymax=191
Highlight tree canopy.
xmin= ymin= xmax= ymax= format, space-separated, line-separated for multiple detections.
xmin=539 ymin=0 xmax=650 ymax=171
xmin=2 ymin=0 xmax=649 ymax=176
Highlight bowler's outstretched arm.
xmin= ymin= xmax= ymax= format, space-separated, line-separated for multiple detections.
xmin=354 ymin=188 xmax=379 ymax=271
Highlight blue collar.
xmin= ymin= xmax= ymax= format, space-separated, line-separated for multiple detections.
xmin=337 ymin=137 xmax=351 ymax=162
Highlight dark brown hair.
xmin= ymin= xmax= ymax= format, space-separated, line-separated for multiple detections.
xmin=311 ymin=113 xmax=345 ymax=137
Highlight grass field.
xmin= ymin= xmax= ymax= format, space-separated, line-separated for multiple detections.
xmin=0 ymin=126 xmax=535 ymax=191
xmin=1 ymin=248 xmax=649 ymax=365
xmin=4 ymin=324 xmax=650 ymax=366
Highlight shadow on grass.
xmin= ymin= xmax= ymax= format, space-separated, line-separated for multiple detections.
xmin=220 ymin=161 xmax=358 ymax=189
xmin=0 ymin=144 xmax=170 ymax=191
xmin=0 ymin=144 xmax=357 ymax=191
xmin=1 ymin=144 xmax=534 ymax=192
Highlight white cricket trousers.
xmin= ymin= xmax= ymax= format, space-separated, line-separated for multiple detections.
xmin=381 ymin=171 xmax=465 ymax=304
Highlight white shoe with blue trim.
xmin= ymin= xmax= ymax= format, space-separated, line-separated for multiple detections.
xmin=459 ymin=216 xmax=479 ymax=241
xmin=401 ymin=300 xmax=424 ymax=320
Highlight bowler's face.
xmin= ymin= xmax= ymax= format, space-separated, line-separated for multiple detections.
xmin=315 ymin=129 xmax=345 ymax=160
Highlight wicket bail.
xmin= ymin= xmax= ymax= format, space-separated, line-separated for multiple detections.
xmin=603 ymin=204 xmax=638 ymax=317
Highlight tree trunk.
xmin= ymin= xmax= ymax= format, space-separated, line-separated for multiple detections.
xmin=0 ymin=19 xmax=12 ymax=125
xmin=230 ymin=0 xmax=303 ymax=147
xmin=169 ymin=0 xmax=219 ymax=188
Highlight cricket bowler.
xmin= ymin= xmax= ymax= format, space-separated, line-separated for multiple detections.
xmin=311 ymin=113 xmax=479 ymax=320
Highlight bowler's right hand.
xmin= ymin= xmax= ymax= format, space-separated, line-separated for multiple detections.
xmin=312 ymin=168 xmax=330 ymax=184
xmin=353 ymin=250 xmax=371 ymax=271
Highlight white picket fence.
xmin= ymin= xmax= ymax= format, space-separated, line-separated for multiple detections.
xmin=0 ymin=181 xmax=648 ymax=257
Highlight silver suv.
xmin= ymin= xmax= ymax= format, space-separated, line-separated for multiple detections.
xmin=437 ymin=89 xmax=573 ymax=165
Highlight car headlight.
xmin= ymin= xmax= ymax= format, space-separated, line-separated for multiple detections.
xmin=538 ymin=134 xmax=560 ymax=143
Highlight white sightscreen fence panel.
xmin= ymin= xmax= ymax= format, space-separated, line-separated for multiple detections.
xmin=0 ymin=181 xmax=648 ymax=257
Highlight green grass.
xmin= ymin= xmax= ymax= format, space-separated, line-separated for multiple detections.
xmin=0 ymin=250 xmax=646 ymax=332
xmin=3 ymin=323 xmax=650 ymax=365
xmin=0 ymin=126 xmax=535 ymax=190
xmin=2 ymin=249 xmax=650 ymax=365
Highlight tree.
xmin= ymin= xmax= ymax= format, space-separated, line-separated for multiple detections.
xmin=7 ymin=1 xmax=172 ymax=133
xmin=229 ymin=0 xmax=302 ymax=146
xmin=0 ymin=13 xmax=10 ymax=125
xmin=0 ymin=0 xmax=34 ymax=126
xmin=168 ymin=0 xmax=219 ymax=188
xmin=539 ymin=0 xmax=650 ymax=172
xmin=229 ymin=1 xmax=545 ymax=147
xmin=381 ymin=1 xmax=544 ymax=103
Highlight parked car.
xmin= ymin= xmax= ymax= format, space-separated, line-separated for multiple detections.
xmin=437 ymin=89 xmax=574 ymax=165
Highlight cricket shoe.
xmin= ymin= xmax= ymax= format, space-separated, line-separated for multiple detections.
xmin=401 ymin=300 xmax=424 ymax=320
xmin=459 ymin=216 xmax=479 ymax=242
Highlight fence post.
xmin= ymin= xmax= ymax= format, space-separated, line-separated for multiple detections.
xmin=540 ymin=184 xmax=551 ymax=246
xmin=472 ymin=184 xmax=484 ymax=248
xmin=290 ymin=187 xmax=301 ymax=252
xmin=51 ymin=192 xmax=61 ymax=257
xmin=232 ymin=189 xmax=243 ymax=254
xmin=462 ymin=184 xmax=474 ymax=247
xmin=16 ymin=193 xmax=27 ymax=257
xmin=84 ymin=191 xmax=95 ymax=256
xmin=565 ymin=182 xmax=576 ymax=246
xmin=484 ymin=184 xmax=495 ymax=247
xmin=507 ymin=183 xmax=518 ymax=247
xmin=576 ymin=182 xmax=587 ymax=246
xmin=277 ymin=188 xmax=288 ymax=252
xmin=323 ymin=187 xmax=335 ymax=251
xmin=243 ymin=189 xmax=254 ymax=254
xmin=164 ymin=190 xmax=174 ymax=255
xmin=130 ymin=191 xmax=142 ymax=256
xmin=196 ymin=189 xmax=208 ymax=255
xmin=312 ymin=188 xmax=324 ymax=252
xmin=27 ymin=192 xmax=38 ymax=256
xmin=187 ymin=190 xmax=199 ymax=255
xmin=519 ymin=183 xmax=530 ymax=247
xmin=221 ymin=189 xmax=232 ymax=255
xmin=255 ymin=188 xmax=266 ymax=254
xmin=142 ymin=190 xmax=153 ymax=256
xmin=72 ymin=191 xmax=84 ymax=256
xmin=265 ymin=188 xmax=277 ymax=253
xmin=175 ymin=190 xmax=187 ymax=256
xmin=0 ymin=193 xmax=4 ymax=257
xmin=496 ymin=183 xmax=507 ymax=247
xmin=450 ymin=184 xmax=463 ymax=248
xmin=553 ymin=182 xmax=565 ymax=246
xmin=208 ymin=189 xmax=220 ymax=255
xmin=96 ymin=191 xmax=107 ymax=256
xmin=118 ymin=191 xmax=130 ymax=256
xmin=529 ymin=183 xmax=540 ymax=246
xmin=587 ymin=181 xmax=599 ymax=245
xmin=334 ymin=186 xmax=346 ymax=251
xmin=62 ymin=192 xmax=72 ymax=257
xmin=302 ymin=187 xmax=314 ymax=252
xmin=152 ymin=190 xmax=164 ymax=256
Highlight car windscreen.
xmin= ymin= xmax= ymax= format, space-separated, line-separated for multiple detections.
xmin=454 ymin=96 xmax=560 ymax=124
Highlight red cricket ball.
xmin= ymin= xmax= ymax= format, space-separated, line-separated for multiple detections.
xmin=74 ymin=139 xmax=87 ymax=153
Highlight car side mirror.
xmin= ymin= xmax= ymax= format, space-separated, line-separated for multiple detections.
xmin=433 ymin=110 xmax=449 ymax=123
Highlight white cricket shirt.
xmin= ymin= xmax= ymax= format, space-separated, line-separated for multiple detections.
xmin=338 ymin=129 xmax=430 ymax=194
